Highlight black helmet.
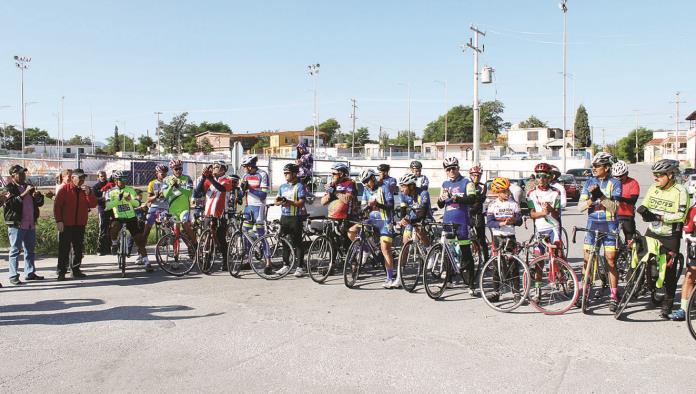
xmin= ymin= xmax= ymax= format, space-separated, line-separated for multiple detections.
xmin=377 ymin=163 xmax=390 ymax=172
xmin=410 ymin=160 xmax=422 ymax=169
xmin=283 ymin=163 xmax=300 ymax=173
xmin=652 ymin=159 xmax=680 ymax=176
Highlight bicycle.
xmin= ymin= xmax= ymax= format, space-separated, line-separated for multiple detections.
xmin=422 ymin=223 xmax=483 ymax=300
xmin=155 ymin=212 xmax=196 ymax=276
xmin=343 ymin=220 xmax=387 ymax=289
xmin=398 ymin=221 xmax=432 ymax=292
xmin=196 ymin=216 xmax=227 ymax=275
xmin=614 ymin=235 xmax=684 ymax=320
xmin=478 ymin=235 xmax=532 ymax=313
xmin=248 ymin=219 xmax=297 ymax=280
xmin=572 ymin=226 xmax=616 ymax=314
xmin=528 ymin=222 xmax=569 ymax=258
xmin=115 ymin=222 xmax=129 ymax=277
xmin=306 ymin=218 xmax=349 ymax=284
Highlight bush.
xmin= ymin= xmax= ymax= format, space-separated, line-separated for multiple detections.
xmin=0 ymin=215 xmax=101 ymax=256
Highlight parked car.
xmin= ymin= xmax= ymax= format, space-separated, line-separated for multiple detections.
xmin=682 ymin=168 xmax=696 ymax=183
xmin=502 ymin=152 xmax=529 ymax=160
xmin=558 ymin=174 xmax=580 ymax=202
xmin=566 ymin=168 xmax=592 ymax=186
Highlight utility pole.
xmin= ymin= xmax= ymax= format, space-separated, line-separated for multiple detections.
xmin=560 ymin=0 xmax=569 ymax=172
xmin=154 ymin=111 xmax=163 ymax=156
xmin=14 ymin=56 xmax=31 ymax=158
xmin=308 ymin=64 xmax=320 ymax=155
xmin=435 ymin=80 xmax=449 ymax=156
xmin=60 ymin=96 xmax=65 ymax=158
xmin=671 ymin=91 xmax=686 ymax=161
xmin=466 ymin=25 xmax=485 ymax=166
xmin=90 ymin=110 xmax=95 ymax=155
xmin=602 ymin=128 xmax=606 ymax=151
xmin=633 ymin=110 xmax=640 ymax=163
xmin=350 ymin=98 xmax=357 ymax=158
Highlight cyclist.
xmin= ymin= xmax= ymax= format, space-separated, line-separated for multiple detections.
xmin=227 ymin=174 xmax=244 ymax=213
xmin=163 ymin=159 xmax=196 ymax=245
xmin=612 ymin=160 xmax=640 ymax=246
xmin=240 ymin=155 xmax=271 ymax=273
xmin=485 ymin=177 xmax=523 ymax=302
xmin=296 ymin=142 xmax=313 ymax=186
xmin=105 ymin=171 xmax=150 ymax=271
xmin=397 ymin=173 xmax=433 ymax=247
xmin=550 ymin=165 xmax=567 ymax=210
xmin=377 ymin=163 xmax=398 ymax=195
xmin=142 ymin=164 xmax=169 ymax=248
xmin=468 ymin=165 xmax=489 ymax=264
xmin=409 ymin=160 xmax=429 ymax=193
xmin=322 ymin=162 xmax=358 ymax=226
xmin=437 ymin=157 xmax=477 ymax=295
xmin=194 ymin=161 xmax=234 ymax=269
xmin=636 ymin=159 xmax=689 ymax=319
xmin=274 ymin=163 xmax=308 ymax=277
xmin=349 ymin=169 xmax=396 ymax=288
xmin=674 ymin=192 xmax=696 ymax=321
xmin=579 ymin=152 xmax=622 ymax=312
xmin=527 ymin=162 xmax=562 ymax=302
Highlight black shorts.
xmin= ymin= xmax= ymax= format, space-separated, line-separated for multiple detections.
xmin=618 ymin=216 xmax=636 ymax=241
xmin=114 ymin=217 xmax=142 ymax=237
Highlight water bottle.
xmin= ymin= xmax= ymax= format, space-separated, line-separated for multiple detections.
xmin=451 ymin=239 xmax=461 ymax=270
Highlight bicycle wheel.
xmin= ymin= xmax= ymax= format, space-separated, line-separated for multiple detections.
xmin=196 ymin=229 xmax=217 ymax=275
xmin=156 ymin=233 xmax=195 ymax=276
xmin=614 ymin=261 xmax=646 ymax=320
xmin=307 ymin=235 xmax=334 ymax=284
xmin=250 ymin=234 xmax=296 ymax=280
xmin=687 ymin=287 xmax=696 ymax=340
xmin=479 ymin=253 xmax=530 ymax=313
xmin=227 ymin=231 xmax=247 ymax=278
xmin=343 ymin=239 xmax=363 ymax=288
xmin=469 ymin=240 xmax=484 ymax=287
xmin=560 ymin=227 xmax=569 ymax=258
xmin=580 ymin=254 xmax=597 ymax=314
xmin=399 ymin=240 xmax=423 ymax=292
xmin=527 ymin=256 xmax=578 ymax=315
xmin=423 ymin=243 xmax=451 ymax=300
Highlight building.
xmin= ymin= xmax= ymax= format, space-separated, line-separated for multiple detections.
xmin=228 ymin=130 xmax=327 ymax=157
xmin=26 ymin=143 xmax=105 ymax=158
xmin=420 ymin=141 xmax=497 ymax=160
xmin=643 ymin=132 xmax=688 ymax=163
xmin=686 ymin=111 xmax=696 ymax=166
xmin=506 ymin=125 xmax=574 ymax=158
xmin=195 ymin=131 xmax=233 ymax=153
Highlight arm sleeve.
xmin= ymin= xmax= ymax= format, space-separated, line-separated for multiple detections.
xmin=194 ymin=177 xmax=207 ymax=198
xmin=663 ymin=187 xmax=690 ymax=224
xmin=54 ymin=188 xmax=64 ymax=222
xmin=422 ymin=176 xmax=429 ymax=190
xmin=617 ymin=195 xmax=639 ymax=205
xmin=557 ymin=184 xmax=567 ymax=208
xmin=486 ymin=212 xmax=500 ymax=228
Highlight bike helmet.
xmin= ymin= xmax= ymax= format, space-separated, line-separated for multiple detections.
xmin=241 ymin=155 xmax=258 ymax=167
xmin=112 ymin=170 xmax=125 ymax=180
xmin=212 ymin=160 xmax=228 ymax=171
xmin=410 ymin=160 xmax=422 ymax=169
xmin=443 ymin=157 xmax=459 ymax=169
xmin=331 ymin=162 xmax=349 ymax=175
xmin=469 ymin=165 xmax=483 ymax=175
xmin=155 ymin=164 xmax=168 ymax=173
xmin=169 ymin=159 xmax=183 ymax=169
xmin=360 ymin=169 xmax=377 ymax=184
xmin=297 ymin=142 xmax=308 ymax=151
xmin=490 ymin=177 xmax=510 ymax=193
xmin=229 ymin=174 xmax=241 ymax=181
xmin=377 ymin=163 xmax=390 ymax=172
xmin=550 ymin=165 xmax=561 ymax=178
xmin=283 ymin=163 xmax=300 ymax=173
xmin=652 ymin=159 xmax=680 ymax=176
xmin=534 ymin=162 xmax=553 ymax=174
xmin=612 ymin=160 xmax=629 ymax=177
xmin=592 ymin=152 xmax=614 ymax=167
xmin=398 ymin=173 xmax=417 ymax=186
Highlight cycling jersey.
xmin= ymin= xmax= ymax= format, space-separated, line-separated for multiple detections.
xmin=486 ymin=198 xmax=521 ymax=236
xmin=415 ymin=174 xmax=429 ymax=193
xmin=399 ymin=189 xmax=433 ymax=223
xmin=617 ymin=176 xmax=640 ymax=217
xmin=196 ymin=176 xmax=234 ymax=217
xmin=641 ymin=182 xmax=689 ymax=238
xmin=147 ymin=178 xmax=169 ymax=209
xmin=243 ymin=170 xmax=269 ymax=206
xmin=381 ymin=176 xmax=398 ymax=195
xmin=527 ymin=186 xmax=560 ymax=232
xmin=297 ymin=153 xmax=313 ymax=180
xmin=278 ymin=181 xmax=307 ymax=217
xmin=580 ymin=176 xmax=622 ymax=222
xmin=551 ymin=182 xmax=567 ymax=209
xmin=441 ymin=175 xmax=476 ymax=240
xmin=105 ymin=186 xmax=140 ymax=219
xmin=326 ymin=178 xmax=357 ymax=220
xmin=362 ymin=182 xmax=394 ymax=240
xmin=163 ymin=174 xmax=193 ymax=218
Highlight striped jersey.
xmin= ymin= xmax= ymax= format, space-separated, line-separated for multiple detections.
xmin=202 ymin=176 xmax=233 ymax=217
xmin=243 ymin=170 xmax=269 ymax=207
xmin=362 ymin=183 xmax=394 ymax=222
xmin=278 ymin=182 xmax=307 ymax=216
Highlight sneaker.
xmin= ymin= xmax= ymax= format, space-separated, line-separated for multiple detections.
xmin=275 ymin=265 xmax=290 ymax=276
xmin=609 ymin=299 xmax=618 ymax=313
xmin=531 ymin=288 xmax=542 ymax=304
xmin=144 ymin=263 xmax=154 ymax=273
xmin=57 ymin=273 xmax=67 ymax=281
xmin=382 ymin=279 xmax=392 ymax=288
xmin=659 ymin=310 xmax=671 ymax=320
xmin=669 ymin=308 xmax=686 ymax=321
xmin=72 ymin=269 xmax=87 ymax=279
xmin=486 ymin=292 xmax=500 ymax=303
xmin=390 ymin=279 xmax=402 ymax=289
xmin=135 ymin=256 xmax=144 ymax=265
xmin=263 ymin=266 xmax=273 ymax=276
xmin=26 ymin=273 xmax=45 ymax=281
xmin=468 ymin=288 xmax=477 ymax=296
xmin=111 ymin=243 xmax=119 ymax=254
xmin=9 ymin=277 xmax=23 ymax=285
xmin=294 ymin=267 xmax=305 ymax=278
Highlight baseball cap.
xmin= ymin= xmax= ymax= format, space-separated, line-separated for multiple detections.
xmin=9 ymin=165 xmax=26 ymax=175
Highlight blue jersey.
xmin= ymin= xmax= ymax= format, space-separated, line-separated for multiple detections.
xmin=362 ymin=183 xmax=394 ymax=223
xmin=399 ymin=190 xmax=433 ymax=223
xmin=441 ymin=175 xmax=476 ymax=228
xmin=415 ymin=174 xmax=429 ymax=193
xmin=278 ymin=182 xmax=306 ymax=217
xmin=580 ymin=176 xmax=622 ymax=222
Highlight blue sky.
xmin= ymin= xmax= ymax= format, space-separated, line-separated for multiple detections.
xmin=1 ymin=0 xmax=694 ymax=144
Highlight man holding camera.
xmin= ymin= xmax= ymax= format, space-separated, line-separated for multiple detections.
xmin=194 ymin=161 xmax=234 ymax=268
xmin=54 ymin=169 xmax=97 ymax=280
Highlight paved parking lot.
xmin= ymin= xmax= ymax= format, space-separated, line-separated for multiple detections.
xmin=1 ymin=164 xmax=694 ymax=392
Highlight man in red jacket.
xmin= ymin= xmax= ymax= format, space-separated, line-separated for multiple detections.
xmin=54 ymin=169 xmax=98 ymax=280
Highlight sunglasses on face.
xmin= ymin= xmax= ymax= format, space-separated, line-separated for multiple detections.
xmin=332 ymin=173 xmax=341 ymax=176
xmin=173 ymin=167 xmax=182 ymax=171
xmin=536 ymin=173 xmax=551 ymax=179
xmin=592 ymin=164 xmax=605 ymax=168
xmin=445 ymin=167 xmax=458 ymax=172
xmin=653 ymin=172 xmax=668 ymax=178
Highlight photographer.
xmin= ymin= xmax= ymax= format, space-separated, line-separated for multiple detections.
xmin=194 ymin=161 xmax=234 ymax=269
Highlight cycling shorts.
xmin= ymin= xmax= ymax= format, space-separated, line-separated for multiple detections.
xmin=618 ymin=216 xmax=636 ymax=242
xmin=536 ymin=228 xmax=560 ymax=256
xmin=583 ymin=220 xmax=618 ymax=252
xmin=113 ymin=217 xmax=142 ymax=237
xmin=169 ymin=208 xmax=190 ymax=223
xmin=368 ymin=218 xmax=394 ymax=243
xmin=243 ymin=205 xmax=266 ymax=226
xmin=146 ymin=207 xmax=168 ymax=225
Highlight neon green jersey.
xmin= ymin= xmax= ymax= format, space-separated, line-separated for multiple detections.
xmin=105 ymin=186 xmax=141 ymax=219
xmin=163 ymin=175 xmax=193 ymax=215
xmin=641 ymin=182 xmax=689 ymax=237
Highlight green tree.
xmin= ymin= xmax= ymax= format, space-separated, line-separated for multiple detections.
xmin=422 ymin=100 xmax=509 ymax=143
xmin=346 ymin=127 xmax=371 ymax=147
xmin=0 ymin=125 xmax=20 ymax=150
xmin=199 ymin=138 xmax=214 ymax=154
xmin=518 ymin=115 xmax=547 ymax=128
xmin=137 ymin=135 xmax=155 ymax=155
xmin=480 ymin=100 xmax=511 ymax=139
xmin=106 ymin=133 xmax=135 ymax=155
xmin=251 ymin=136 xmax=270 ymax=152
xmin=390 ymin=130 xmax=417 ymax=151
xmin=197 ymin=121 xmax=231 ymax=134
xmin=614 ymin=127 xmax=653 ymax=163
xmin=378 ymin=128 xmax=390 ymax=150
xmin=109 ymin=126 xmax=121 ymax=153
xmin=574 ymin=105 xmax=591 ymax=147
xmin=160 ymin=113 xmax=191 ymax=154
xmin=305 ymin=118 xmax=341 ymax=145
xmin=65 ymin=135 xmax=92 ymax=145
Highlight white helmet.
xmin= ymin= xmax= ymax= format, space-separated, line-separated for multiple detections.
xmin=443 ymin=157 xmax=459 ymax=169
xmin=360 ymin=169 xmax=377 ymax=184
xmin=612 ymin=160 xmax=628 ymax=177
xmin=241 ymin=155 xmax=258 ymax=167
xmin=398 ymin=173 xmax=417 ymax=186
xmin=592 ymin=152 xmax=614 ymax=167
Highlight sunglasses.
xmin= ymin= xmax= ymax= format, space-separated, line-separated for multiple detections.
xmin=536 ymin=173 xmax=551 ymax=179
xmin=173 ymin=167 xmax=182 ymax=171
xmin=445 ymin=167 xmax=458 ymax=172
xmin=331 ymin=172 xmax=341 ymax=176
xmin=653 ymin=172 xmax=668 ymax=178
xmin=592 ymin=164 xmax=606 ymax=168
xmin=283 ymin=172 xmax=293 ymax=175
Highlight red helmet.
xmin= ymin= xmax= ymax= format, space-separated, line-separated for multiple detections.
xmin=534 ymin=162 xmax=552 ymax=174
xmin=469 ymin=165 xmax=483 ymax=175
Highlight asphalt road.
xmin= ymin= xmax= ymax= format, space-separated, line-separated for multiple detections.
xmin=1 ymin=164 xmax=694 ymax=393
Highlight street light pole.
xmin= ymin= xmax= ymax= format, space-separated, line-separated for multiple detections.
xmin=560 ymin=0 xmax=568 ymax=172
xmin=154 ymin=111 xmax=163 ymax=156
xmin=308 ymin=64 xmax=320 ymax=154
xmin=14 ymin=56 xmax=31 ymax=158
xmin=61 ymin=96 xmax=65 ymax=158
xmin=435 ymin=80 xmax=448 ymax=158
xmin=466 ymin=26 xmax=485 ymax=166
xmin=633 ymin=109 xmax=640 ymax=163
